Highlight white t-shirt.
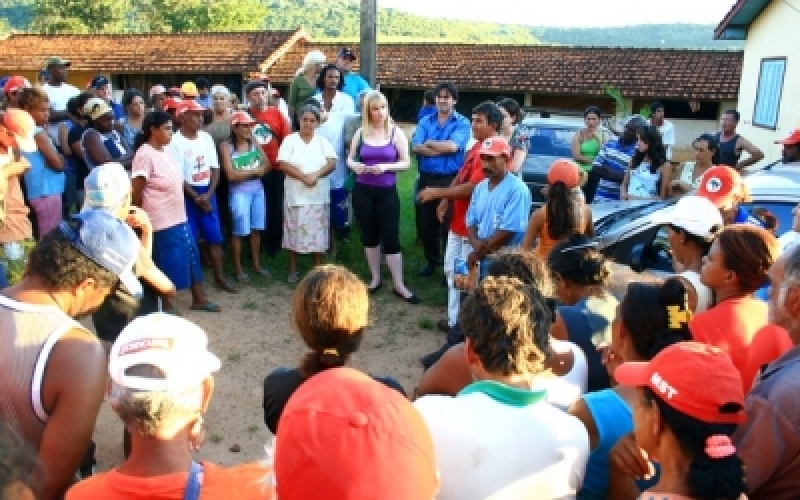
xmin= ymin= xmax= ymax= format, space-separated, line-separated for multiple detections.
xmin=167 ymin=130 xmax=219 ymax=187
xmin=650 ymin=118 xmax=675 ymax=160
xmin=313 ymin=91 xmax=354 ymax=190
xmin=778 ymin=230 xmax=800 ymax=254
xmin=414 ymin=381 xmax=589 ymax=500
xmin=42 ymin=82 xmax=80 ymax=139
xmin=532 ymin=339 xmax=588 ymax=411
xmin=627 ymin=162 xmax=661 ymax=198
xmin=277 ymin=132 xmax=337 ymax=207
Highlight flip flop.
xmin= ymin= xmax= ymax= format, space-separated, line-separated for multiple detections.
xmin=190 ymin=301 xmax=221 ymax=313
xmin=235 ymin=273 xmax=250 ymax=282
xmin=287 ymin=271 xmax=300 ymax=284
xmin=254 ymin=268 xmax=271 ymax=278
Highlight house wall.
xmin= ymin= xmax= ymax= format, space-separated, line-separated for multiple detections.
xmin=735 ymin=0 xmax=800 ymax=168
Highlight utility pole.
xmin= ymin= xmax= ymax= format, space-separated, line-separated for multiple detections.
xmin=360 ymin=0 xmax=377 ymax=87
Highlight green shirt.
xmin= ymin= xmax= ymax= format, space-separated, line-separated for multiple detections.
xmin=288 ymin=74 xmax=317 ymax=113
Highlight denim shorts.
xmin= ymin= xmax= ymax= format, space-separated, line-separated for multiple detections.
xmin=229 ymin=189 xmax=266 ymax=236
xmin=185 ymin=184 xmax=224 ymax=244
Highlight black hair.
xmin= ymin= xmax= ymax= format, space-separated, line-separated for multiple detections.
xmin=202 ymin=109 xmax=213 ymax=126
xmin=434 ymin=81 xmax=459 ymax=101
xmin=496 ymin=97 xmax=522 ymax=125
xmin=650 ymin=101 xmax=665 ymax=113
xmin=121 ymin=88 xmax=144 ymax=109
xmin=694 ymin=133 xmax=721 ymax=165
xmin=668 ymin=224 xmax=717 ymax=255
xmin=485 ymin=249 xmax=554 ymax=297
xmin=66 ymin=92 xmax=94 ymax=118
xmin=631 ymin=124 xmax=667 ymax=174
xmin=244 ymin=80 xmax=268 ymax=96
xmin=195 ymin=76 xmax=210 ymax=90
xmin=134 ymin=111 xmax=172 ymax=151
xmin=724 ymin=109 xmax=740 ymax=122
xmin=472 ymin=101 xmax=504 ymax=131
xmin=545 ymin=181 xmax=577 ymax=240
xmin=423 ymin=89 xmax=436 ymax=105
xmin=584 ymin=105 xmax=602 ymax=118
xmin=643 ymin=388 xmax=746 ymax=500
xmin=316 ymin=64 xmax=344 ymax=92
xmin=621 ymin=278 xmax=692 ymax=359
xmin=548 ymin=235 xmax=611 ymax=287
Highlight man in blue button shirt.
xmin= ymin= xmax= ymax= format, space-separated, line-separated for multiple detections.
xmin=336 ymin=48 xmax=371 ymax=112
xmin=412 ymin=82 xmax=471 ymax=276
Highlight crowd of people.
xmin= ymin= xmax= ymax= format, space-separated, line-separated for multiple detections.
xmin=2 ymin=45 xmax=800 ymax=500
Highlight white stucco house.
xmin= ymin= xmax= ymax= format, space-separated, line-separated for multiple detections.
xmin=715 ymin=0 xmax=800 ymax=167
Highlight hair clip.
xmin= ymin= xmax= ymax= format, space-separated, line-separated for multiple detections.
xmin=322 ymin=348 xmax=339 ymax=357
xmin=666 ymin=305 xmax=692 ymax=329
xmin=705 ymin=435 xmax=736 ymax=459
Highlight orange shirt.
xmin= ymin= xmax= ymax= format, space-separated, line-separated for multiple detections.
xmin=689 ymin=297 xmax=792 ymax=393
xmin=249 ymin=107 xmax=291 ymax=170
xmin=450 ymin=142 xmax=484 ymax=237
xmin=65 ymin=461 xmax=273 ymax=500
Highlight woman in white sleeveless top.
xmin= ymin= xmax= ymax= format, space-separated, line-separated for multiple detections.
xmin=652 ymin=195 xmax=723 ymax=313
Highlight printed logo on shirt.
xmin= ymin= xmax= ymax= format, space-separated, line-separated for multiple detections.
xmin=253 ymin=123 xmax=274 ymax=146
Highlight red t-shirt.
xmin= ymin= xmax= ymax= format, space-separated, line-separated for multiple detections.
xmin=450 ymin=142 xmax=485 ymax=237
xmin=689 ymin=297 xmax=792 ymax=392
xmin=65 ymin=461 xmax=272 ymax=500
xmin=249 ymin=107 xmax=290 ymax=170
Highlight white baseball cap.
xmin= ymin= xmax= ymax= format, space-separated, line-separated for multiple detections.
xmin=651 ymin=196 xmax=724 ymax=240
xmin=109 ymin=313 xmax=221 ymax=393
xmin=83 ymin=162 xmax=131 ymax=211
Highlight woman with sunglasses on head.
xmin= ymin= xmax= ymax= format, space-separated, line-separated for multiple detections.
xmin=569 ymin=277 xmax=692 ymax=500
xmin=219 ymin=111 xmax=270 ymax=282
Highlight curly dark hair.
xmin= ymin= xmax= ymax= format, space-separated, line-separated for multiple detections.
xmin=0 ymin=419 xmax=42 ymax=499
xmin=460 ymin=276 xmax=550 ymax=377
xmin=315 ymin=64 xmax=344 ymax=92
xmin=293 ymin=265 xmax=369 ymax=379
xmin=25 ymin=220 xmax=118 ymax=290
xmin=485 ymin=249 xmax=554 ymax=297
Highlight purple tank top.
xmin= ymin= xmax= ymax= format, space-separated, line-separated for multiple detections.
xmin=356 ymin=128 xmax=398 ymax=187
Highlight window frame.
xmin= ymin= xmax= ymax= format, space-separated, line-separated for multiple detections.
xmin=752 ymin=57 xmax=786 ymax=130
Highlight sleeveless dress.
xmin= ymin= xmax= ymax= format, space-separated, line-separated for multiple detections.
xmin=81 ymin=129 xmax=128 ymax=171
xmin=627 ymin=161 xmax=661 ymax=198
xmin=577 ymin=135 xmax=601 ymax=172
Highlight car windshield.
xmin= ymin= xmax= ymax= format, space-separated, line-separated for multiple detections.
xmin=517 ymin=124 xmax=578 ymax=157
xmin=594 ymin=200 xmax=674 ymax=235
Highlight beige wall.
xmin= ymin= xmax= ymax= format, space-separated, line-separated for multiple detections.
xmin=735 ymin=0 xmax=800 ymax=168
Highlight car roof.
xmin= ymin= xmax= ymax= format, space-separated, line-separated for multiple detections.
xmin=745 ymin=167 xmax=800 ymax=201
xmin=519 ymin=117 xmax=583 ymax=128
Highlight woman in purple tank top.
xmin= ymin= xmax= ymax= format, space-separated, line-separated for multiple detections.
xmin=346 ymin=91 xmax=419 ymax=304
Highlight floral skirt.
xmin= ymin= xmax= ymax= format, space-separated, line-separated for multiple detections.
xmin=282 ymin=203 xmax=329 ymax=254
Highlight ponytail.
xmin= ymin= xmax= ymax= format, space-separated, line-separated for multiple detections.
xmin=546 ymin=181 xmax=575 ymax=240
xmin=298 ymin=331 xmax=363 ymax=379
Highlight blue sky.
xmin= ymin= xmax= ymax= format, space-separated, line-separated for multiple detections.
xmin=376 ymin=0 xmax=736 ymax=27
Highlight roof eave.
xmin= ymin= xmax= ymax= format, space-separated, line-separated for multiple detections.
xmin=714 ymin=0 xmax=772 ymax=40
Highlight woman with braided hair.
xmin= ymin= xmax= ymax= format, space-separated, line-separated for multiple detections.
xmin=261 ymin=265 xmax=404 ymax=434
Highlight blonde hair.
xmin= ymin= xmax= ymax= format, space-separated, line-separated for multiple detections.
xmin=361 ymin=91 xmax=393 ymax=137
xmin=296 ymin=50 xmax=327 ymax=76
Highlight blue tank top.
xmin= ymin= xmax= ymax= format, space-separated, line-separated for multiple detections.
xmin=21 ymin=128 xmax=65 ymax=200
xmin=557 ymin=294 xmax=617 ymax=392
xmin=356 ymin=127 xmax=398 ymax=188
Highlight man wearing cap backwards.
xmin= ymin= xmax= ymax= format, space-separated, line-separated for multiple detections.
xmin=0 ymin=109 xmax=35 ymax=286
xmin=728 ymin=244 xmax=800 ymax=498
xmin=65 ymin=313 xmax=272 ymax=500
xmin=335 ymin=48 xmax=371 ymax=111
xmin=89 ymin=75 xmax=124 ymax=121
xmin=590 ymin=114 xmax=645 ymax=202
xmin=0 ymin=210 xmax=141 ymax=500
xmin=271 ymin=366 xmax=438 ymax=500
xmin=245 ymin=79 xmax=291 ymax=257
xmin=167 ymin=100 xmax=236 ymax=294
xmin=41 ymin=56 xmax=80 ymax=139
xmin=2 ymin=76 xmax=31 ymax=111
xmin=415 ymin=276 xmax=589 ymax=499
xmin=465 ymin=136 xmax=531 ymax=272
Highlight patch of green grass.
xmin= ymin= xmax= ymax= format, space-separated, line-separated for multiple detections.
xmin=241 ymin=300 xmax=258 ymax=310
xmin=221 ymin=158 xmax=447 ymax=307
xmin=227 ymin=352 xmax=241 ymax=362
xmin=418 ymin=317 xmax=434 ymax=330
xmin=248 ymin=424 xmax=260 ymax=433
xmin=209 ymin=433 xmax=223 ymax=444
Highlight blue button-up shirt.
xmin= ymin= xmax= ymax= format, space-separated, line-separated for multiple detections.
xmin=412 ymin=111 xmax=471 ymax=176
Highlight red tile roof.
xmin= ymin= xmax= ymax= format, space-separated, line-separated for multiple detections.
xmin=0 ymin=29 xmax=308 ymax=73
xmin=266 ymin=41 xmax=743 ymax=100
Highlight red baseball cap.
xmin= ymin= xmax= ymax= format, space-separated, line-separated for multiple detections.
xmin=3 ymin=76 xmax=31 ymax=95
xmin=479 ymin=136 xmax=511 ymax=158
xmin=275 ymin=367 xmax=439 ymax=500
xmin=176 ymin=100 xmax=206 ymax=115
xmin=230 ymin=111 xmax=256 ymax=126
xmin=614 ymin=342 xmax=746 ymax=424
xmin=695 ymin=165 xmax=743 ymax=209
xmin=148 ymin=84 xmax=166 ymax=98
xmin=163 ymin=97 xmax=183 ymax=111
xmin=548 ymin=158 xmax=586 ymax=188
xmin=775 ymin=129 xmax=800 ymax=146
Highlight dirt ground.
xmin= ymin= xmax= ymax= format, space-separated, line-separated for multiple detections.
xmin=90 ymin=279 xmax=445 ymax=470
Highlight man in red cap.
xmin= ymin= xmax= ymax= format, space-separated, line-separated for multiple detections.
xmin=695 ymin=165 xmax=766 ymax=227
xmin=167 ymin=100 xmax=236 ymax=294
xmin=776 ymin=128 xmax=800 ymax=167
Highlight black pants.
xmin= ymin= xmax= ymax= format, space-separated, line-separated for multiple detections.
xmin=352 ymin=182 xmax=401 ymax=254
xmin=262 ymin=169 xmax=285 ymax=254
xmin=417 ymin=172 xmax=456 ymax=266
xmin=583 ymin=169 xmax=601 ymax=204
